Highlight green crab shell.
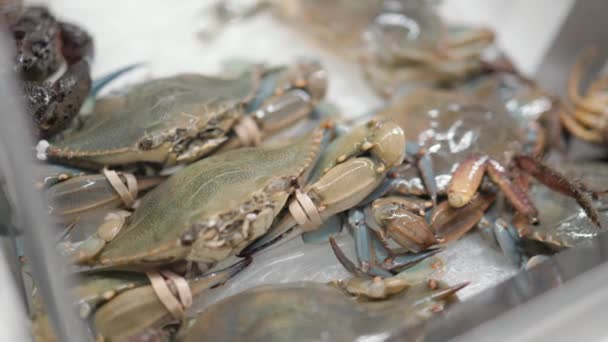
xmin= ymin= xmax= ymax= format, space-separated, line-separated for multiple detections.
xmin=46 ymin=69 xmax=263 ymax=168
xmin=94 ymin=126 xmax=326 ymax=269
xmin=178 ymin=280 xmax=458 ymax=342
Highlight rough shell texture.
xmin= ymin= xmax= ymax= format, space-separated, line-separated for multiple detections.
xmin=94 ymin=127 xmax=325 ymax=268
xmin=179 ymin=280 xmax=458 ymax=342
xmin=47 ymin=70 xmax=261 ymax=167
xmin=381 ymin=88 xmax=521 ymax=195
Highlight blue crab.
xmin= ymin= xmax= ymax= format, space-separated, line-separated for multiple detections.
xmin=207 ymin=0 xmax=500 ymax=97
xmin=63 ymin=120 xmax=406 ymax=273
xmin=31 ymin=259 xmax=249 ymax=341
xmin=43 ymin=60 xmax=328 ymax=169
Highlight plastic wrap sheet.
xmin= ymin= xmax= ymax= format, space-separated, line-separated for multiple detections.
xmin=33 ymin=0 xmax=518 ymax=308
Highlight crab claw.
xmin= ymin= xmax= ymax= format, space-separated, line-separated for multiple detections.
xmin=431 ymin=192 xmax=496 ymax=244
xmin=197 ymin=257 xmax=252 ymax=288
xmin=367 ymin=197 xmax=438 ymax=253
xmin=311 ymin=119 xmax=406 ymax=181
xmin=289 ymin=57 xmax=328 ymax=103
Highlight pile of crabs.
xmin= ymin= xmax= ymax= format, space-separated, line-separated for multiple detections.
xmin=7 ymin=1 xmax=608 ymax=341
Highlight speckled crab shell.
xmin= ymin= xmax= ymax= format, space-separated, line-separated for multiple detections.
xmin=177 ymin=279 xmax=461 ymax=342
xmin=45 ymin=68 xmax=263 ymax=169
xmin=83 ymin=125 xmax=327 ymax=270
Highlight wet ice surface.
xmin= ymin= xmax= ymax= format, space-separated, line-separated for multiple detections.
xmin=196 ymin=232 xmax=517 ymax=311
xmin=34 ymin=0 xmax=518 ymax=307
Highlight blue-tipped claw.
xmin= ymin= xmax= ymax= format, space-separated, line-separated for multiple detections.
xmin=493 ymin=217 xmax=529 ymax=268
xmin=341 ymin=208 xmax=442 ymax=277
xmin=329 ymin=236 xmax=370 ymax=278
xmin=382 ymin=248 xmax=443 ymax=273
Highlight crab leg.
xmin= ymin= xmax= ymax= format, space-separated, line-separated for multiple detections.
xmin=347 ymin=210 xmax=393 ymax=278
xmin=431 ymin=193 xmax=495 ymax=243
xmin=486 ymin=159 xmax=539 ymax=221
xmin=62 ymin=210 xmax=131 ymax=264
xmin=250 ymin=60 xmax=327 ymax=135
xmin=406 ymin=142 xmax=438 ymax=207
xmin=568 ymin=48 xmax=605 ymax=115
xmin=350 ymin=200 xmax=441 ymax=274
xmin=301 ymin=215 xmax=344 ymax=244
xmin=513 ymin=155 xmax=600 ymax=227
xmin=94 ymin=258 xmax=251 ymax=340
xmin=449 ymin=155 xmax=540 ymax=222
xmin=244 ymin=120 xmax=406 ymax=255
xmin=559 ymin=110 xmax=604 ymax=143
xmin=329 ymin=236 xmax=369 ymax=278
xmin=90 ymin=62 xmax=143 ymax=98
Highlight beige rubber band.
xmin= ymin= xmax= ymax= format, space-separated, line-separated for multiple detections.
xmin=160 ymin=270 xmax=193 ymax=310
xmin=102 ymin=168 xmax=138 ymax=208
xmin=146 ymin=271 xmax=185 ymax=320
xmin=288 ymin=190 xmax=323 ymax=232
xmin=289 ymin=199 xmax=312 ymax=231
xmin=234 ymin=116 xmax=262 ymax=147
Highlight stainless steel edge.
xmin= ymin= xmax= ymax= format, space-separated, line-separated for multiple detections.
xmin=389 ymin=232 xmax=608 ymax=342
xmin=0 ymin=29 xmax=89 ymax=341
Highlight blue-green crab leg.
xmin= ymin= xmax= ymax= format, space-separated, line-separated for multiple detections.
xmin=91 ymin=63 xmax=144 ymax=97
xmin=492 ymin=217 xmax=529 ymax=268
xmin=406 ymin=141 xmax=438 ymax=208
xmin=79 ymin=63 xmax=144 ymax=115
xmin=302 ymin=214 xmax=344 ymax=244
xmin=329 ymin=236 xmax=370 ymax=278
xmin=356 ymin=217 xmax=442 ymax=274
xmin=346 ymin=209 xmax=393 ymax=278
xmin=343 ymin=208 xmax=442 ymax=277
xmin=348 ymin=209 xmax=372 ymax=265
xmin=245 ymin=66 xmax=283 ymax=113
xmin=357 ymin=178 xmax=397 ymax=207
